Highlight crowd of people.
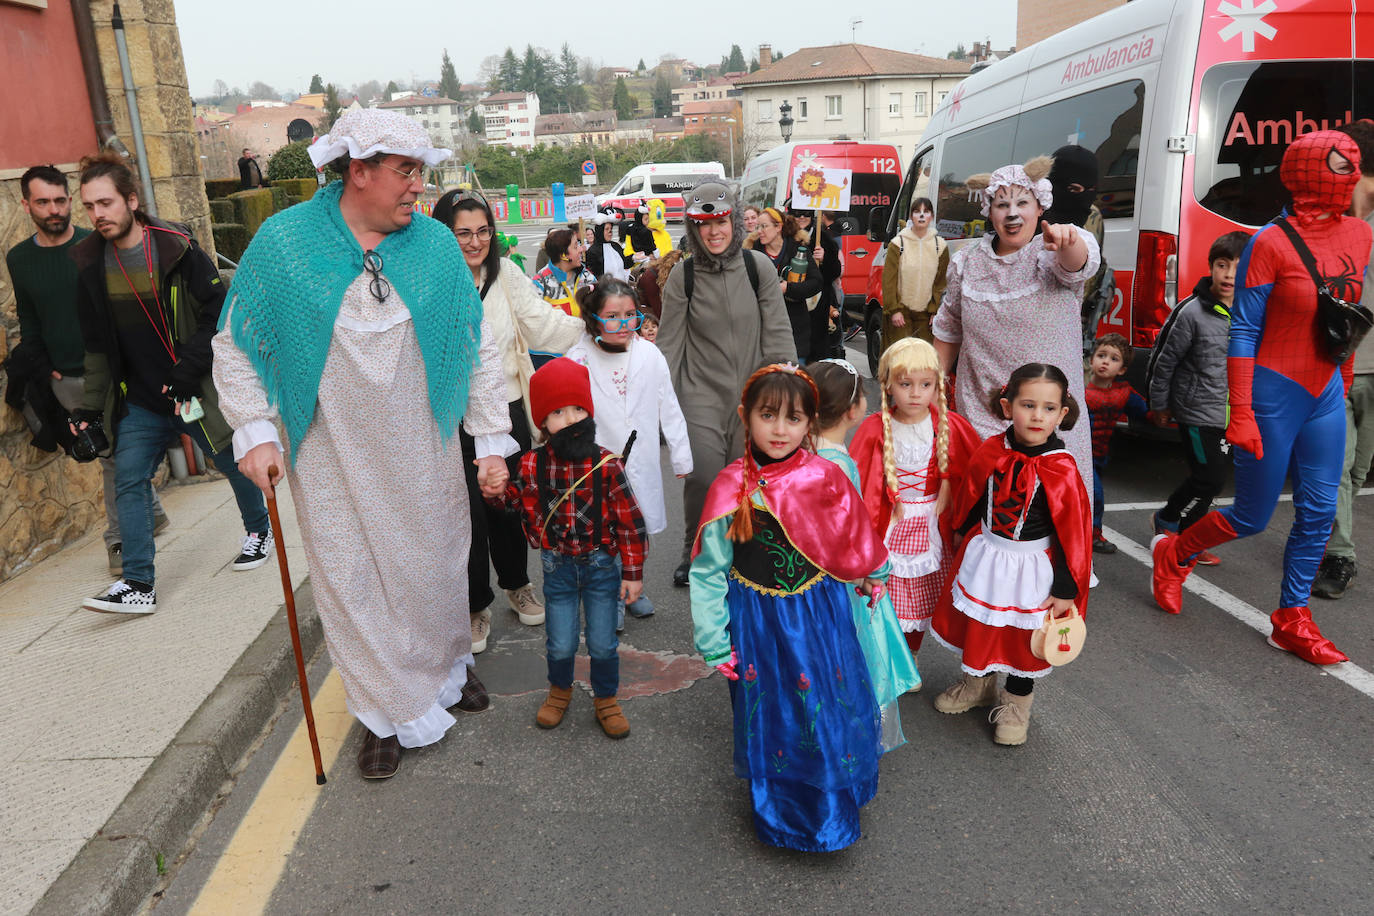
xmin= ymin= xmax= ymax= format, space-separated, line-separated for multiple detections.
xmin=4 ymin=106 xmax=1373 ymax=853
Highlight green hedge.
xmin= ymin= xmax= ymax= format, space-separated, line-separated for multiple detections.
xmin=271 ymin=178 xmax=317 ymax=201
xmin=268 ymin=186 xmax=288 ymax=211
xmin=209 ymin=198 xmax=235 ymax=222
xmin=227 ymin=189 xmax=274 ymax=238
xmin=204 ymin=179 xmax=240 ymax=200
xmin=212 ymin=223 xmax=249 ymax=263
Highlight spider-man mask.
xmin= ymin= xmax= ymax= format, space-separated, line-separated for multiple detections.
xmin=1281 ymin=129 xmax=1362 ymax=226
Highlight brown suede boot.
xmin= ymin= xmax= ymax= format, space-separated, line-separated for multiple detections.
xmin=536 ymin=685 xmax=573 ymax=729
xmin=933 ymin=672 xmax=997 ymax=714
xmin=990 ymin=690 xmax=1034 ymax=746
xmin=593 ymin=696 xmax=630 ymax=739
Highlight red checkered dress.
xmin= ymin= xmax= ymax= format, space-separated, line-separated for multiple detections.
xmin=887 ymin=448 xmax=944 ymax=632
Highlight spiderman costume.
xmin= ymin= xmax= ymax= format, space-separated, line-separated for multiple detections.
xmin=1151 ymin=131 xmax=1373 ymax=666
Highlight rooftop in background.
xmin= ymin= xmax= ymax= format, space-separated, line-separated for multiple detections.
xmin=735 ymin=43 xmax=972 ymax=85
xmin=377 ymin=95 xmax=460 ymax=108
xmin=482 ymin=91 xmax=535 ymax=104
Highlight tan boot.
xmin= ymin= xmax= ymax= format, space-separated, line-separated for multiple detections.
xmin=990 ymin=690 xmax=1033 ymax=746
xmin=536 ymin=685 xmax=573 ymax=729
xmin=933 ymin=672 xmax=998 ymax=714
xmin=593 ymin=696 xmax=631 ymax=739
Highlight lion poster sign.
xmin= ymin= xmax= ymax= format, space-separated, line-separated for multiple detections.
xmin=792 ymin=166 xmax=852 ymax=212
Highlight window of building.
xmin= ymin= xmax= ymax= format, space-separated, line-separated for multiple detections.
xmin=914 ymin=92 xmax=927 ymax=116
xmin=826 ymin=95 xmax=843 ymax=118
xmin=938 ymin=91 xmax=949 ymax=104
xmin=758 ymin=98 xmax=772 ymax=122
xmin=888 ymin=93 xmax=901 ymax=116
xmin=797 ymin=98 xmax=808 ymax=120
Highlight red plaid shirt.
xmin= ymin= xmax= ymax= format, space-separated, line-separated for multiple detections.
xmin=501 ymin=445 xmax=648 ymax=580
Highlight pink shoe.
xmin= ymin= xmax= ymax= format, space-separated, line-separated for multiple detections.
xmin=1150 ymin=534 xmax=1195 ymax=614
xmin=1267 ymin=607 xmax=1348 ymax=665
xmin=1195 ymin=550 xmax=1221 ymax=567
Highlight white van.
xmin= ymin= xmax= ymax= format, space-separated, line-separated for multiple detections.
xmin=597 ymin=161 xmax=725 ymax=220
xmin=867 ymin=0 xmax=1372 ymax=378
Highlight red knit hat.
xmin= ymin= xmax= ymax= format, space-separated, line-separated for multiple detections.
xmin=529 ymin=357 xmax=595 ymax=428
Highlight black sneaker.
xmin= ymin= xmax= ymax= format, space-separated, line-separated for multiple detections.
xmin=673 ymin=561 xmax=690 ymax=588
xmin=232 ymin=529 xmax=273 ymax=571
xmin=1313 ymin=555 xmax=1356 ymax=600
xmin=83 ymin=579 xmax=157 ymax=615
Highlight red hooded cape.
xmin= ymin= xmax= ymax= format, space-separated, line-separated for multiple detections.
xmin=945 ymin=433 xmax=1093 ymax=615
xmin=848 ymin=405 xmax=981 ymax=536
xmin=691 ymin=448 xmax=888 ymax=582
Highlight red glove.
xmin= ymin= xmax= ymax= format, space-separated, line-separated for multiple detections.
xmin=1225 ymin=356 xmax=1263 ymax=460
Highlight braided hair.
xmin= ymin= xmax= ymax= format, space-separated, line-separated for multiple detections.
xmin=876 ymin=338 xmax=950 ymax=520
xmin=727 ymin=364 xmax=819 ymax=543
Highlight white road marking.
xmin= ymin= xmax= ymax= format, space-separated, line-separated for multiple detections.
xmin=1105 ymin=487 xmax=1374 ymax=513
xmin=1101 ymin=524 xmax=1374 ymax=701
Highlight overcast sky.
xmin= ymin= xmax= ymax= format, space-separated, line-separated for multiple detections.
xmin=177 ymin=0 xmax=1018 ymax=97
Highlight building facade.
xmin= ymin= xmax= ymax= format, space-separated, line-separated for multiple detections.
xmin=682 ymin=100 xmax=742 ymax=143
xmin=534 ymin=110 xmax=618 ymax=148
xmin=478 ymin=91 xmax=541 ymax=149
xmin=377 ymin=95 xmax=464 ymax=149
xmin=671 ymin=77 xmax=742 ymax=117
xmin=734 ymin=43 xmax=971 ymax=163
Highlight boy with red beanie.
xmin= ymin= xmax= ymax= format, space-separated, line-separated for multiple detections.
xmin=496 ymin=357 xmax=647 ymax=737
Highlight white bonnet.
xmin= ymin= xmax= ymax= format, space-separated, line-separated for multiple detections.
xmin=308 ymin=108 xmax=452 ymax=169
xmin=979 ymin=164 xmax=1053 ymax=217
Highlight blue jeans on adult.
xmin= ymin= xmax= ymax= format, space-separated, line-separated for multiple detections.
xmin=115 ymin=403 xmax=269 ymax=586
xmin=1092 ymin=454 xmax=1107 ymax=531
xmin=542 ymin=548 xmax=621 ymax=697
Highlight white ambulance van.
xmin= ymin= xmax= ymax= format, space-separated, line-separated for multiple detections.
xmin=596 ymin=161 xmax=726 ymax=221
xmin=865 ymin=0 xmax=1372 ymax=378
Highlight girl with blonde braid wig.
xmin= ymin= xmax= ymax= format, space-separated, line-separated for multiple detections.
xmin=688 ymin=363 xmax=893 ymax=852
xmin=850 ymin=339 xmax=980 ymax=661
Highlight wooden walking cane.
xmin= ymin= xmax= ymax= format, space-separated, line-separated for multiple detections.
xmin=265 ymin=466 xmax=326 ymax=785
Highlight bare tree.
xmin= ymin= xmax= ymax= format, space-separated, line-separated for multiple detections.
xmin=212 ymin=78 xmax=229 ymax=98
xmin=247 ymin=80 xmax=278 ymax=100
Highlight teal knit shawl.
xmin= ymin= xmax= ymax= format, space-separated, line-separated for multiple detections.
xmin=221 ymin=181 xmax=482 ymax=461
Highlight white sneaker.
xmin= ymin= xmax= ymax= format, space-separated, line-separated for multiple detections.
xmin=232 ymin=529 xmax=273 ymax=571
xmin=505 ymin=585 xmax=545 ymax=625
xmin=83 ymin=579 xmax=157 ymax=615
xmin=470 ymin=609 xmax=491 ymax=654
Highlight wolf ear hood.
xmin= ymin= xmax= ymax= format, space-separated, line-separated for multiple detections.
xmin=682 ymin=179 xmax=746 ymax=271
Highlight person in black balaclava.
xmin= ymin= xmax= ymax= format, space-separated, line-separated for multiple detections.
xmin=1044 ymin=144 xmax=1112 ymax=353
xmin=1043 ymin=144 xmax=1099 ymax=227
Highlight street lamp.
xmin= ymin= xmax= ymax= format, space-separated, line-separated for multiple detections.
xmin=778 ymin=100 xmax=794 ymax=143
xmin=724 ymin=117 xmax=737 ymax=178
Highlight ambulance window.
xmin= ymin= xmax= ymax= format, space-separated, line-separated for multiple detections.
xmin=893 ymin=147 xmax=934 ymax=233
xmin=934 ymin=116 xmax=1017 ymax=239
xmin=623 ymin=175 xmax=645 ymax=195
xmin=1195 ymin=61 xmax=1370 ymax=226
xmin=741 ymin=178 xmax=776 ymax=212
xmin=1010 ymin=79 xmax=1144 ymax=221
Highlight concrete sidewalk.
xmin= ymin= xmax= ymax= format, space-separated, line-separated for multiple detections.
xmin=0 ymin=475 xmax=311 ymax=915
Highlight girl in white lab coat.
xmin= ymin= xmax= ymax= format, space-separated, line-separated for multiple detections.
xmin=567 ymin=278 xmax=693 ymax=620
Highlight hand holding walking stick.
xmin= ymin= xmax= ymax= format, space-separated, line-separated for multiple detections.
xmin=265 ymin=466 xmax=326 ymax=785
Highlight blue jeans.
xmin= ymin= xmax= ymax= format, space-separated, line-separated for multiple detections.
xmin=114 ymin=403 xmax=269 ymax=586
xmin=541 ymin=548 xmax=621 ymax=696
xmin=1092 ymin=454 xmax=1107 ymax=531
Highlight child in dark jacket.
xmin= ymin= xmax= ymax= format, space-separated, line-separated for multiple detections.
xmin=495 ymin=357 xmax=647 ymax=738
xmin=1083 ymin=332 xmax=1148 ymax=552
xmin=1144 ymin=231 xmax=1250 ymax=566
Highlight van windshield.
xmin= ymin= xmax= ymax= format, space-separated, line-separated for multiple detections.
xmin=1195 ymin=61 xmax=1374 ymax=226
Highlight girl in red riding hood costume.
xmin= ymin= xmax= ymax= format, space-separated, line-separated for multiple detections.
xmin=1150 ymin=130 xmax=1373 ymax=665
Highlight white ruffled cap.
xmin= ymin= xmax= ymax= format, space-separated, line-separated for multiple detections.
xmin=980 ymin=164 xmax=1053 ymax=217
xmin=308 ymin=108 xmax=453 ymax=169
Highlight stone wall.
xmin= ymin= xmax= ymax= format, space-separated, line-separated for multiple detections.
xmin=0 ymin=0 xmax=212 ymax=581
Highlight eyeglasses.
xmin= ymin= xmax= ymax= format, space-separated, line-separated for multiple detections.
xmin=595 ymin=312 xmax=643 ymax=331
xmin=455 ymin=226 xmax=495 ymax=244
xmin=376 ymin=160 xmax=426 ymax=184
xmin=362 ymin=249 xmax=389 ymax=302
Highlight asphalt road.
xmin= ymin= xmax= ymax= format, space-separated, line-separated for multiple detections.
xmin=153 ymin=363 xmax=1374 ymax=915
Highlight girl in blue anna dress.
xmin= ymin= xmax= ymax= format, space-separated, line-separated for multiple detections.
xmin=690 ymin=364 xmax=890 ymax=853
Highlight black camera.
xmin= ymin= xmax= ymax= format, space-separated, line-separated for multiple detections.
xmin=71 ymin=412 xmax=109 ymax=463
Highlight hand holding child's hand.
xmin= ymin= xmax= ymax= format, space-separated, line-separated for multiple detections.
xmin=475 ymin=456 xmax=508 ymax=497
xmin=620 ymin=578 xmax=643 ymax=605
xmin=1151 ymin=409 xmax=1173 ymax=428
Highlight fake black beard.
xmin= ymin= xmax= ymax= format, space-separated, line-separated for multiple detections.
xmin=549 ymin=416 xmax=601 ymax=461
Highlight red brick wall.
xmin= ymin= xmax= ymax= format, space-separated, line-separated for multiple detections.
xmin=0 ymin=3 xmax=98 ymax=168
xmin=1017 ymin=0 xmax=1127 ymax=50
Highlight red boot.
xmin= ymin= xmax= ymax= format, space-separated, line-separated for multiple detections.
xmin=1267 ymin=607 xmax=1348 ymax=665
xmin=1150 ymin=534 xmax=1196 ymax=614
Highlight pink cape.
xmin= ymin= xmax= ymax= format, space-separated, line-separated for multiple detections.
xmin=692 ymin=448 xmax=889 ymax=582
